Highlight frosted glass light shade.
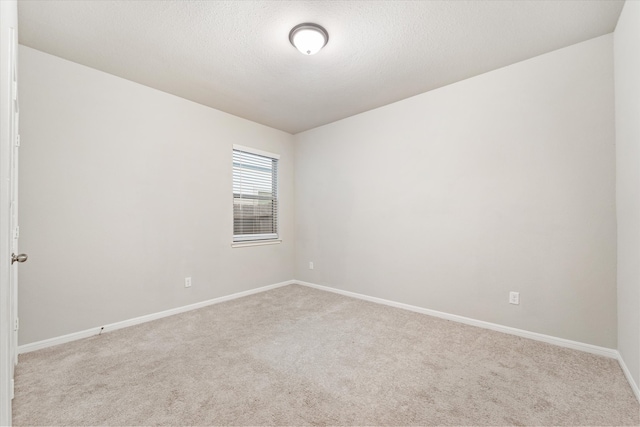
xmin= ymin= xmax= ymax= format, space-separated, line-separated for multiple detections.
xmin=289 ymin=23 xmax=328 ymax=55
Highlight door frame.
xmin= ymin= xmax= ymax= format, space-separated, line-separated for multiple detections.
xmin=1 ymin=0 xmax=18 ymax=424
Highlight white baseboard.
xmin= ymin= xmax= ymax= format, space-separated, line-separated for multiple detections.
xmin=616 ymin=351 xmax=640 ymax=402
xmin=16 ymin=278 xmax=639 ymax=403
xmin=18 ymin=280 xmax=295 ymax=354
xmin=295 ymin=280 xmax=619 ymax=360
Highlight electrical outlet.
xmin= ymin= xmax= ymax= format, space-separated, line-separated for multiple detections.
xmin=509 ymin=291 xmax=520 ymax=305
xmin=185 ymin=277 xmax=192 ymax=288
xmin=309 ymin=261 xmax=314 ymax=270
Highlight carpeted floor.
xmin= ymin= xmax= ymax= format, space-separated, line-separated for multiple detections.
xmin=12 ymin=284 xmax=640 ymax=426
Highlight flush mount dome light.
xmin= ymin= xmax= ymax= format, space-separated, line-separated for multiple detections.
xmin=289 ymin=23 xmax=328 ymax=55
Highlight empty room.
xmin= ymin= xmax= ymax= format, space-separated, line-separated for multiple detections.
xmin=1 ymin=0 xmax=639 ymax=425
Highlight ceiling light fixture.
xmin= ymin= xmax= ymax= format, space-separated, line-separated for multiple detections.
xmin=289 ymin=23 xmax=328 ymax=55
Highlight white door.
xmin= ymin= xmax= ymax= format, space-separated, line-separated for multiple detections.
xmin=9 ymin=11 xmax=23 ymax=371
xmin=1 ymin=0 xmax=20 ymax=425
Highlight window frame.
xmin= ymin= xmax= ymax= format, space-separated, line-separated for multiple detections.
xmin=232 ymin=144 xmax=280 ymax=245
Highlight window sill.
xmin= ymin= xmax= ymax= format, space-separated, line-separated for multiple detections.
xmin=231 ymin=239 xmax=282 ymax=248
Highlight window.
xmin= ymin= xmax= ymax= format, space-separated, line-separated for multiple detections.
xmin=233 ymin=145 xmax=279 ymax=242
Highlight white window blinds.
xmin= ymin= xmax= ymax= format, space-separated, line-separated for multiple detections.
xmin=233 ymin=147 xmax=279 ymax=242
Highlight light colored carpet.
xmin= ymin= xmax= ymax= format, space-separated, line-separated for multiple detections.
xmin=12 ymin=284 xmax=639 ymax=426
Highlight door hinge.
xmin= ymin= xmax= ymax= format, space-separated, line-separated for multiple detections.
xmin=13 ymin=226 xmax=19 ymax=239
xmin=14 ymin=317 xmax=19 ymax=331
xmin=15 ymin=134 xmax=20 ymax=147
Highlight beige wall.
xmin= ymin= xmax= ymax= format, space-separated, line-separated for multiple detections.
xmin=294 ymin=35 xmax=617 ymax=348
xmin=19 ymin=33 xmax=621 ymax=352
xmin=18 ymin=46 xmax=295 ymax=345
xmin=614 ymin=0 xmax=640 ymax=389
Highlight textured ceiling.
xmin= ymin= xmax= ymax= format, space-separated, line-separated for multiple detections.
xmin=18 ymin=0 xmax=624 ymax=134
